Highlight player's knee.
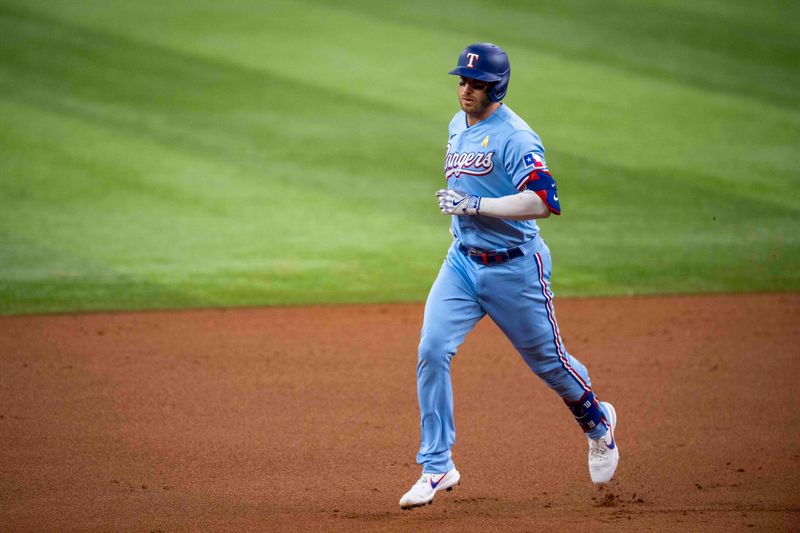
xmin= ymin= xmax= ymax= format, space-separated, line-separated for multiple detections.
xmin=417 ymin=335 xmax=452 ymax=367
xmin=526 ymin=363 xmax=564 ymax=388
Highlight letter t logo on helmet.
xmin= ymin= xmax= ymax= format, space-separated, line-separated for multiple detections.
xmin=448 ymin=43 xmax=511 ymax=102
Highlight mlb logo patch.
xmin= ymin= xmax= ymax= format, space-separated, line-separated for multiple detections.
xmin=523 ymin=152 xmax=547 ymax=170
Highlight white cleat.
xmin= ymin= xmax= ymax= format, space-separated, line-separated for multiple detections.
xmin=588 ymin=401 xmax=619 ymax=484
xmin=399 ymin=468 xmax=460 ymax=509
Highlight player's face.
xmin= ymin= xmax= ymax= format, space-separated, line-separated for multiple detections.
xmin=458 ymin=76 xmax=493 ymax=115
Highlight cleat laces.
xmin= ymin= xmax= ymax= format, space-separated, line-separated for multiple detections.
xmin=589 ymin=436 xmax=611 ymax=461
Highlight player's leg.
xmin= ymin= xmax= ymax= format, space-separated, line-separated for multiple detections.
xmin=481 ymin=240 xmax=618 ymax=483
xmin=481 ymin=241 xmax=614 ymax=439
xmin=524 ymin=248 xmax=619 ymax=484
xmin=400 ymin=252 xmax=484 ymax=509
xmin=416 ymin=252 xmax=485 ymax=474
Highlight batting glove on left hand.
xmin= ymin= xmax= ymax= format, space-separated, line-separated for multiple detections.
xmin=436 ymin=189 xmax=481 ymax=216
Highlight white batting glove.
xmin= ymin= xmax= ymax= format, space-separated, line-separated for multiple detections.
xmin=436 ymin=189 xmax=482 ymax=216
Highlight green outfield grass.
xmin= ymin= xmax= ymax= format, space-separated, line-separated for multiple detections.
xmin=1 ymin=0 xmax=798 ymax=314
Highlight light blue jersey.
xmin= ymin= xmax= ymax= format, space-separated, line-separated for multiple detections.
xmin=445 ymin=104 xmax=552 ymax=251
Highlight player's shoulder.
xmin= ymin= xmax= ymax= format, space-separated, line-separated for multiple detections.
xmin=496 ymin=105 xmax=541 ymax=142
xmin=495 ymin=105 xmax=544 ymax=154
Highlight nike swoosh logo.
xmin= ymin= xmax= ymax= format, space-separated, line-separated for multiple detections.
xmin=452 ymin=199 xmax=459 ymax=206
xmin=430 ymin=474 xmax=447 ymax=489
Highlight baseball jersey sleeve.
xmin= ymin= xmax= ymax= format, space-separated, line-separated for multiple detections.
xmin=504 ymin=130 xmax=561 ymax=215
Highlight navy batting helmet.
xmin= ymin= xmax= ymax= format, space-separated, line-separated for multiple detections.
xmin=448 ymin=43 xmax=511 ymax=102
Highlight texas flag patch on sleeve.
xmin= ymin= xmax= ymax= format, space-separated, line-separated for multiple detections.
xmin=523 ymin=151 xmax=548 ymax=171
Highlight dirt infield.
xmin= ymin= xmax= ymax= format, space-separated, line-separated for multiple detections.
xmin=1 ymin=293 xmax=798 ymax=531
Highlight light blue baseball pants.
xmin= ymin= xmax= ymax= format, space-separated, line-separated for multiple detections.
xmin=416 ymin=236 xmax=609 ymax=473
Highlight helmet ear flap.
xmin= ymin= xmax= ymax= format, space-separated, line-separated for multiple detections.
xmin=490 ymin=81 xmax=505 ymax=103
xmin=489 ymin=62 xmax=510 ymax=102
xmin=482 ymin=81 xmax=498 ymax=103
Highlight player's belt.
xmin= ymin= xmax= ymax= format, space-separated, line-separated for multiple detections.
xmin=459 ymin=244 xmax=524 ymax=266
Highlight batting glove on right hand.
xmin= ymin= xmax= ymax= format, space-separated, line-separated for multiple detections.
xmin=436 ymin=189 xmax=481 ymax=216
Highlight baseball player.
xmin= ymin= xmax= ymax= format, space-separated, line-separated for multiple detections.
xmin=399 ymin=43 xmax=619 ymax=510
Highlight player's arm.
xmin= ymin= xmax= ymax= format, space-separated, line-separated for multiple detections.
xmin=479 ymin=190 xmax=551 ymax=220
xmin=436 ymin=189 xmax=550 ymax=220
